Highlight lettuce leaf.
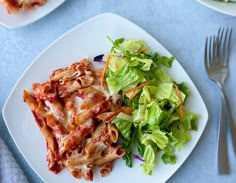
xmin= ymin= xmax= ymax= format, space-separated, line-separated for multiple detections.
xmin=106 ymin=65 xmax=145 ymax=95
xmin=161 ymin=144 xmax=176 ymax=164
xmin=141 ymin=129 xmax=168 ymax=150
xmin=135 ymin=129 xmax=146 ymax=156
xmin=119 ymin=129 xmax=135 ymax=167
xmin=142 ymin=145 xmax=156 ymax=175
xmin=153 ymin=55 xmax=175 ymax=68
xmin=112 ymin=113 xmax=134 ymax=167
xmin=112 ymin=112 xmax=133 ymax=140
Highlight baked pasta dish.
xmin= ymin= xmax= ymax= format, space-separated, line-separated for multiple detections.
xmin=23 ymin=58 xmax=130 ymax=181
xmin=0 ymin=0 xmax=46 ymax=14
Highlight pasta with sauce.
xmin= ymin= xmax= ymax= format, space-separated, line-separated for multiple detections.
xmin=0 ymin=0 xmax=46 ymax=14
xmin=23 ymin=58 xmax=130 ymax=181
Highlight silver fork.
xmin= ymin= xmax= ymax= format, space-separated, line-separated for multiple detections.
xmin=217 ymin=99 xmax=229 ymax=174
xmin=204 ymin=27 xmax=236 ymax=174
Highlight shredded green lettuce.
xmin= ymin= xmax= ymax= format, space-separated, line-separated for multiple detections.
xmin=108 ymin=38 xmax=199 ymax=175
xmin=141 ymin=129 xmax=168 ymax=150
xmin=161 ymin=144 xmax=176 ymax=164
xmin=112 ymin=113 xmax=133 ymax=140
xmin=112 ymin=113 xmax=135 ymax=167
xmin=142 ymin=145 xmax=156 ymax=175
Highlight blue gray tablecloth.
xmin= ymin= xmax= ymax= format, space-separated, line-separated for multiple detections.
xmin=0 ymin=138 xmax=29 ymax=183
xmin=0 ymin=0 xmax=236 ymax=183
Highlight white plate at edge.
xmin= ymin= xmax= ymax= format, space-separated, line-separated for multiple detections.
xmin=197 ymin=0 xmax=236 ymax=16
xmin=0 ymin=0 xmax=65 ymax=29
xmin=2 ymin=12 xmax=208 ymax=183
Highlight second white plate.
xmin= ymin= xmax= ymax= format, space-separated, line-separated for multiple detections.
xmin=197 ymin=0 xmax=236 ymax=16
xmin=2 ymin=13 xmax=208 ymax=183
xmin=0 ymin=0 xmax=65 ymax=29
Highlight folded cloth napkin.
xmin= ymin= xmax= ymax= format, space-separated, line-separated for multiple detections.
xmin=0 ymin=138 xmax=29 ymax=183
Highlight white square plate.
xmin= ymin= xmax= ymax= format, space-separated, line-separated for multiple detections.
xmin=197 ymin=0 xmax=236 ymax=16
xmin=0 ymin=0 xmax=65 ymax=29
xmin=2 ymin=13 xmax=208 ymax=183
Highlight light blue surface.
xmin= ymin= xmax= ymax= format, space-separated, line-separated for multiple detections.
xmin=0 ymin=0 xmax=236 ymax=182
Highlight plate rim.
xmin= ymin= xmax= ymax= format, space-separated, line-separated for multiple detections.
xmin=2 ymin=12 xmax=209 ymax=183
xmin=0 ymin=0 xmax=66 ymax=29
xmin=196 ymin=0 xmax=236 ymax=16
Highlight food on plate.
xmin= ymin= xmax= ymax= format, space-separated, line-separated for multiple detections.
xmin=0 ymin=0 xmax=46 ymax=14
xmin=23 ymin=38 xmax=199 ymax=180
xmin=216 ymin=0 xmax=236 ymax=2
xmin=105 ymin=38 xmax=199 ymax=175
xmin=23 ymin=58 xmax=129 ymax=181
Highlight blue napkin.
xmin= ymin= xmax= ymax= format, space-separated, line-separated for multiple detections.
xmin=0 ymin=138 xmax=29 ymax=183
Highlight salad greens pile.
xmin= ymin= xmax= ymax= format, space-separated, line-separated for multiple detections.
xmin=105 ymin=38 xmax=199 ymax=175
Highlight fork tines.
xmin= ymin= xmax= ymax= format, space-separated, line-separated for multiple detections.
xmin=205 ymin=27 xmax=232 ymax=72
xmin=217 ymin=27 xmax=232 ymax=68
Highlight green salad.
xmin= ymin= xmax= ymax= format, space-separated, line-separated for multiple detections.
xmin=104 ymin=38 xmax=199 ymax=175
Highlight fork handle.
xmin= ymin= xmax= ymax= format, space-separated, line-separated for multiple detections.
xmin=217 ymin=99 xmax=229 ymax=174
xmin=220 ymin=86 xmax=236 ymax=154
